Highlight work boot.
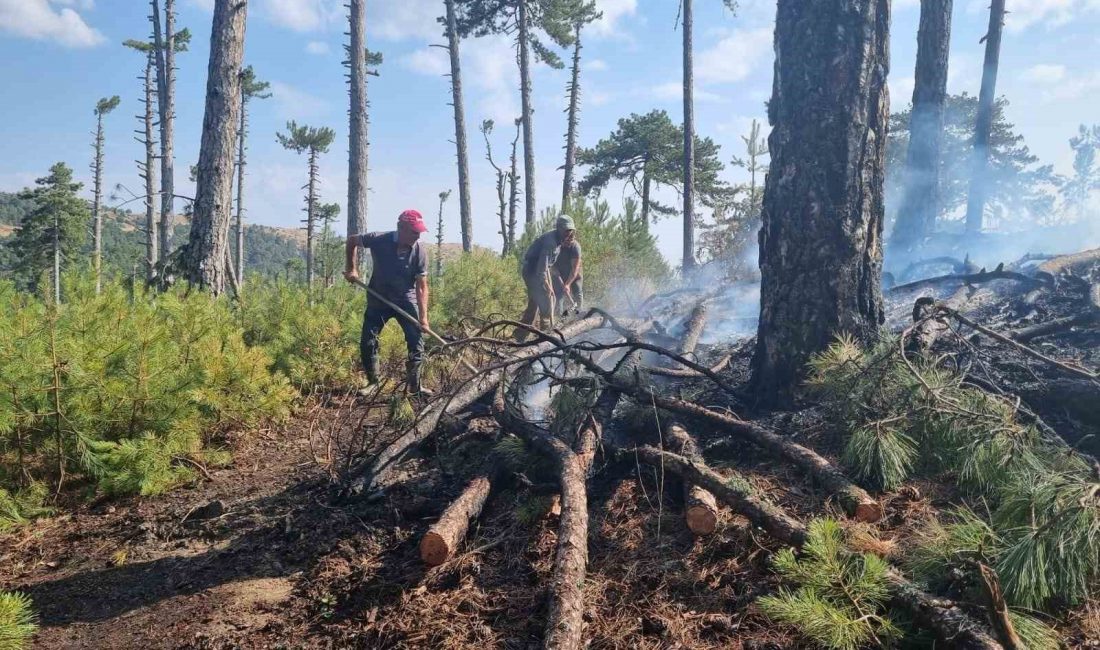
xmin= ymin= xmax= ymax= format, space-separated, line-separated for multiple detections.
xmin=406 ymin=361 xmax=432 ymax=396
xmin=365 ymin=356 xmax=381 ymax=386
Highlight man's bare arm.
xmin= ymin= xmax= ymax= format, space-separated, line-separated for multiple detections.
xmin=343 ymin=237 xmax=360 ymax=281
xmin=416 ymin=275 xmax=430 ymax=329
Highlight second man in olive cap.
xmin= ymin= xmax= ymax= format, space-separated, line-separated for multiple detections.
xmin=517 ymin=215 xmax=582 ymax=339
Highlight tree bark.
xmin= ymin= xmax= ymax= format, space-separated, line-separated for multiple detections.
xmin=634 ymin=445 xmax=804 ymax=543
xmin=185 ymin=0 xmax=247 ymax=295
xmin=568 ymin=352 xmax=883 ymax=522
xmin=640 ymin=165 xmax=651 ymax=229
xmin=507 ymin=119 xmax=521 ymax=250
xmin=347 ymin=0 xmax=368 ymax=268
xmin=494 ymin=390 xmax=588 ymax=650
xmin=678 ymin=301 xmax=707 ymax=356
xmin=682 ymin=0 xmax=696 ymax=274
xmin=561 ymin=24 xmax=582 ymax=210
xmin=234 ymin=92 xmax=248 ymax=287
xmin=92 ymin=112 xmax=105 ymax=295
xmin=752 ymin=0 xmax=889 ymax=405
xmin=893 ymin=0 xmax=952 ymax=248
xmin=143 ymin=53 xmax=159 ymax=283
xmin=420 ymin=476 xmax=492 ymax=566
xmin=151 ymin=0 xmax=175 ymax=258
xmin=305 ymin=148 xmax=318 ymax=293
xmin=664 ymin=424 xmax=720 ymax=535
xmin=445 ymin=0 xmax=473 ymax=252
xmin=964 ymin=0 xmax=1005 ymax=234
xmin=517 ymin=0 xmax=536 ymax=226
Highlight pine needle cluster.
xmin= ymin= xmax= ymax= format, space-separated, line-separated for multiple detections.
xmin=758 ymin=519 xmax=901 ymax=650
xmin=0 ymin=591 xmax=37 ymax=650
xmin=810 ymin=336 xmax=1100 ymax=612
xmin=0 ymin=483 xmax=52 ymax=533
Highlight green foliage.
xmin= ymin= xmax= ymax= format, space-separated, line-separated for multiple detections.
xmin=1061 ymin=124 xmax=1100 ymax=221
xmin=6 ymin=163 xmax=88 ymax=295
xmin=811 ymin=336 xmax=1100 ymax=611
xmin=577 ymin=110 xmax=734 ymax=223
xmin=0 ymin=275 xmax=293 ymax=500
xmin=698 ymin=118 xmax=767 ymax=278
xmin=240 ymin=64 xmax=272 ymax=102
xmin=430 ymin=249 xmax=526 ymax=328
xmin=0 ymin=591 xmax=37 ymax=650
xmin=94 ymin=95 xmax=121 ymax=117
xmin=0 ymin=483 xmax=53 ymax=534
xmin=276 ymin=120 xmax=335 ymax=155
xmin=238 ymin=279 xmax=362 ymax=388
xmin=1008 ymin=611 xmax=1062 ymax=650
xmin=454 ymin=0 xmax=585 ymax=69
xmin=759 ymin=519 xmax=900 ymax=650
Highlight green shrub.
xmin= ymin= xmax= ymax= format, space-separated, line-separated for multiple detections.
xmin=0 ymin=591 xmax=37 ymax=650
xmin=810 ymin=335 xmax=1100 ymax=611
xmin=0 ymin=274 xmax=293 ymax=502
xmin=758 ymin=519 xmax=900 ymax=650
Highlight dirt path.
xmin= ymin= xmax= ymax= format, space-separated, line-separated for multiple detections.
xmin=1 ymin=415 xmax=363 ymax=649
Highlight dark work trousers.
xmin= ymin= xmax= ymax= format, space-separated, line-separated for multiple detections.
xmin=359 ymin=297 xmax=424 ymax=372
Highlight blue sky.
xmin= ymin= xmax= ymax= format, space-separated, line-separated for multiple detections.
xmin=1 ymin=0 xmax=1098 ymax=262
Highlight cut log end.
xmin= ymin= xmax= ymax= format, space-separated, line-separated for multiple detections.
xmin=852 ymin=499 xmax=885 ymax=524
xmin=419 ymin=531 xmax=451 ymax=567
xmin=686 ymin=505 xmax=718 ymax=536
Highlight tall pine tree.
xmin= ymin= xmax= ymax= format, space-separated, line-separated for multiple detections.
xmin=11 ymin=164 xmax=88 ymax=302
xmin=91 ymin=95 xmax=120 ymax=294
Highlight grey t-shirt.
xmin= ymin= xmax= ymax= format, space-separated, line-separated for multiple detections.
xmin=523 ymin=231 xmax=580 ymax=279
xmin=359 ymin=231 xmax=427 ymax=303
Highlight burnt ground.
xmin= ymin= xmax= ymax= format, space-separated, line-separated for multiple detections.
xmin=4 ymin=262 xmax=1100 ymax=649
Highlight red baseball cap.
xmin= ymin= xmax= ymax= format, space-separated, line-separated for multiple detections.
xmin=398 ymin=209 xmax=428 ymax=233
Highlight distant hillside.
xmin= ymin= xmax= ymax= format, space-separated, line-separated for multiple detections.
xmin=1 ymin=191 xmax=498 ymax=280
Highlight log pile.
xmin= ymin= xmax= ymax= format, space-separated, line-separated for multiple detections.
xmin=334 ymin=285 xmax=1041 ymax=649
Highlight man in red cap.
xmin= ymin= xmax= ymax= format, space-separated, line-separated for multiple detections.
xmin=344 ymin=209 xmax=431 ymax=393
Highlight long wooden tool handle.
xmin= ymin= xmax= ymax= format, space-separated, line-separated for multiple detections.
xmin=350 ymin=278 xmax=478 ymax=373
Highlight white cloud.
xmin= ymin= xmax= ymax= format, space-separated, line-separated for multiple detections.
xmin=372 ymin=0 xmax=440 ymax=41
xmin=466 ymin=36 xmax=522 ymax=123
xmin=588 ymin=58 xmax=608 ymax=72
xmin=1022 ymin=63 xmax=1067 ymax=84
xmin=1038 ymin=70 xmax=1100 ymax=101
xmin=264 ymin=0 xmax=342 ymax=32
xmin=0 ymin=0 xmax=105 ymax=47
xmin=402 ymin=46 xmax=449 ymax=76
xmin=305 ymin=40 xmax=330 ymax=55
xmin=590 ymin=0 xmax=637 ymax=36
xmin=270 ymin=81 xmax=330 ymax=119
xmin=696 ymin=27 xmax=772 ymax=85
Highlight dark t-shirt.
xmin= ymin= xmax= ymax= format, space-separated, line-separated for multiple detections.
xmin=358 ymin=231 xmax=427 ymax=303
xmin=523 ymin=231 xmax=581 ymax=279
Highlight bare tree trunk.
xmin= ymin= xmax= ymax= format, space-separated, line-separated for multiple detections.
xmin=53 ymin=210 xmax=61 ymax=305
xmin=347 ymin=0 xmax=368 ymax=270
xmin=234 ymin=93 xmax=247 ymax=287
xmin=561 ymin=24 xmax=582 ymax=210
xmin=964 ymin=0 xmax=1005 ymax=234
xmin=186 ymin=0 xmax=248 ymax=295
xmin=893 ymin=0 xmax=952 ymax=248
xmin=508 ymin=119 xmax=521 ymax=251
xmin=151 ymin=0 xmax=175 ymax=258
xmin=682 ymin=0 xmax=696 ymax=274
xmin=445 ymin=0 xmax=473 ymax=252
xmin=517 ymin=0 xmax=536 ymax=226
xmin=752 ymin=0 xmax=889 ymax=406
xmin=640 ymin=166 xmax=651 ymax=230
xmin=142 ymin=54 xmax=159 ymax=283
xmin=305 ymin=148 xmax=318 ymax=293
xmin=92 ymin=112 xmax=105 ymax=294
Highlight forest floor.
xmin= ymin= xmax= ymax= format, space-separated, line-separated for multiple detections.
xmin=5 ymin=256 xmax=1099 ymax=649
